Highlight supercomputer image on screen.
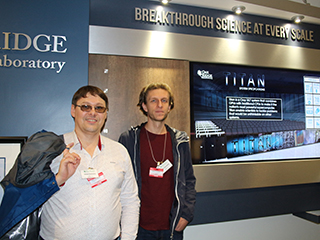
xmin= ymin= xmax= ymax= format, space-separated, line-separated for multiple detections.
xmin=190 ymin=62 xmax=320 ymax=164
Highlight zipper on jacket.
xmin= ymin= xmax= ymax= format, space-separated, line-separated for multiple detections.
xmin=170 ymin=139 xmax=187 ymax=238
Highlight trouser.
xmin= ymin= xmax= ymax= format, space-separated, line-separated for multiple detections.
xmin=136 ymin=226 xmax=183 ymax=240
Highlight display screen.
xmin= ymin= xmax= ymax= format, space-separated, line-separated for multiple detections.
xmin=190 ymin=62 xmax=320 ymax=164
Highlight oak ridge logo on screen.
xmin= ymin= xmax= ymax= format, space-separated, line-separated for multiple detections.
xmin=197 ymin=70 xmax=213 ymax=80
xmin=0 ymin=32 xmax=67 ymax=74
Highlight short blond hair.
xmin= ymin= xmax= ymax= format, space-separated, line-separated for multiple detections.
xmin=137 ymin=82 xmax=174 ymax=116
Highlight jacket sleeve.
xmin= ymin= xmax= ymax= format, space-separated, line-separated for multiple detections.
xmin=180 ymin=142 xmax=196 ymax=223
xmin=0 ymin=175 xmax=60 ymax=239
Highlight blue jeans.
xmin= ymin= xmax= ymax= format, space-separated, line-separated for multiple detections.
xmin=136 ymin=226 xmax=183 ymax=240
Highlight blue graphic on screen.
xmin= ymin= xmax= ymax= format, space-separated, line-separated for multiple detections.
xmin=190 ymin=62 xmax=320 ymax=164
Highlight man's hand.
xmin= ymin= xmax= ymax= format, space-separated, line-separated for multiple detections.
xmin=55 ymin=143 xmax=81 ymax=186
xmin=175 ymin=217 xmax=189 ymax=232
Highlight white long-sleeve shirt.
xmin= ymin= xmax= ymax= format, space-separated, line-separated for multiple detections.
xmin=40 ymin=131 xmax=140 ymax=240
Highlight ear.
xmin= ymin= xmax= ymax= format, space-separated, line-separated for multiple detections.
xmin=142 ymin=103 xmax=148 ymax=113
xmin=71 ymin=104 xmax=76 ymax=118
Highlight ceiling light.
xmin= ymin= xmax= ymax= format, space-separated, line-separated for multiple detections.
xmin=232 ymin=6 xmax=246 ymax=15
xmin=160 ymin=0 xmax=171 ymax=4
xmin=291 ymin=15 xmax=305 ymax=23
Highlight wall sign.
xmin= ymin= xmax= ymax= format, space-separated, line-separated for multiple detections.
xmin=134 ymin=7 xmax=314 ymax=42
xmin=90 ymin=0 xmax=319 ymax=49
xmin=0 ymin=32 xmax=67 ymax=73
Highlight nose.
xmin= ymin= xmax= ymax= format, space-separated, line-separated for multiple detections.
xmin=89 ymin=107 xmax=97 ymax=114
xmin=157 ymin=100 xmax=163 ymax=108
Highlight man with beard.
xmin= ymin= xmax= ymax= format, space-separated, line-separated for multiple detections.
xmin=119 ymin=83 xmax=196 ymax=240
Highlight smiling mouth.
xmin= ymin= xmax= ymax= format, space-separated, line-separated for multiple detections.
xmin=86 ymin=119 xmax=97 ymax=123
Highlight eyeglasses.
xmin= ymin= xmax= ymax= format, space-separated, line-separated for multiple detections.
xmin=75 ymin=104 xmax=107 ymax=113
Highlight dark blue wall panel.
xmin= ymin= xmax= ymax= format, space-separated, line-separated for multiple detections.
xmin=0 ymin=0 xmax=89 ymax=137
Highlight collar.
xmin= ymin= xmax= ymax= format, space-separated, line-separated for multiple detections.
xmin=69 ymin=131 xmax=102 ymax=151
xmin=78 ymin=136 xmax=102 ymax=151
xmin=98 ymin=136 xmax=102 ymax=150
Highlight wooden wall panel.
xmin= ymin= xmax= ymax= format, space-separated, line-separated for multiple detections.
xmin=89 ymin=54 xmax=190 ymax=141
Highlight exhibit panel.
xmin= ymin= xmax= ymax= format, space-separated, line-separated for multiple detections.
xmin=88 ymin=0 xmax=320 ymax=225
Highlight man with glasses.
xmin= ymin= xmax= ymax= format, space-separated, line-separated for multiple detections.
xmin=40 ymin=85 xmax=140 ymax=240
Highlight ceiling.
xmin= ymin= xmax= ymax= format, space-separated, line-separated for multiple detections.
xmin=172 ymin=0 xmax=320 ymax=25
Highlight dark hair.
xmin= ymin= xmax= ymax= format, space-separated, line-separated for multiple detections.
xmin=137 ymin=82 xmax=174 ymax=116
xmin=72 ymin=85 xmax=109 ymax=111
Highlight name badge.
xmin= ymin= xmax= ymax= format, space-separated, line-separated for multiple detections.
xmin=149 ymin=167 xmax=164 ymax=178
xmin=156 ymin=159 xmax=172 ymax=174
xmin=87 ymin=172 xmax=107 ymax=188
xmin=81 ymin=168 xmax=99 ymax=179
